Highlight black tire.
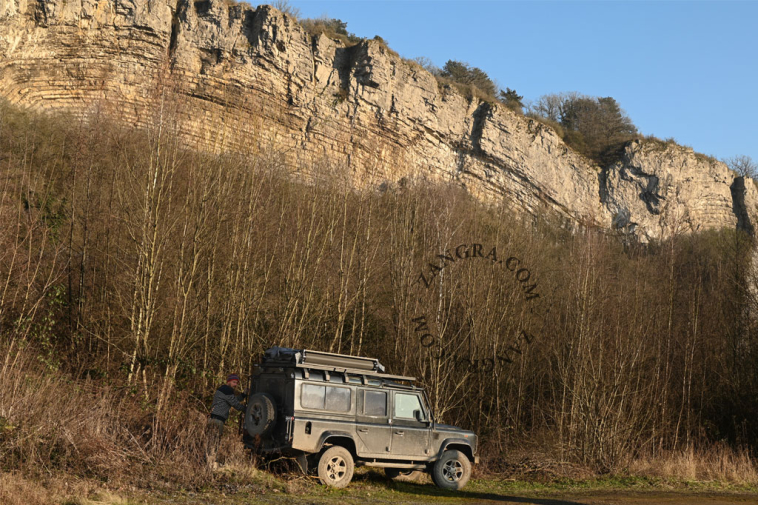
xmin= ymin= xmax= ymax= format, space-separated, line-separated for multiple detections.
xmin=432 ymin=450 xmax=471 ymax=490
xmin=384 ymin=468 xmax=423 ymax=482
xmin=245 ymin=393 xmax=276 ymax=437
xmin=317 ymin=446 xmax=354 ymax=488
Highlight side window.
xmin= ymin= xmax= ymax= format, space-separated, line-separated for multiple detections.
xmin=394 ymin=393 xmax=423 ymax=419
xmin=363 ymin=390 xmax=387 ymax=416
xmin=326 ymin=386 xmax=351 ymax=412
xmin=300 ymin=384 xmax=352 ymax=412
xmin=301 ymin=384 xmax=325 ymax=410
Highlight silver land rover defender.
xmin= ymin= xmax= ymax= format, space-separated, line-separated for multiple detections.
xmin=242 ymin=347 xmax=478 ymax=489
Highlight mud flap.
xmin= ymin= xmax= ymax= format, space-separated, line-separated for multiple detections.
xmin=295 ymin=453 xmax=309 ymax=474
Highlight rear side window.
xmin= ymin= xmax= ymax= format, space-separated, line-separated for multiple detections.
xmin=300 ymin=384 xmax=351 ymax=412
xmin=301 ymin=384 xmax=325 ymax=410
xmin=363 ymin=390 xmax=387 ymax=416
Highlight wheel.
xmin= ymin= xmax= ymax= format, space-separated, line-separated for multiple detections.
xmin=384 ymin=468 xmax=423 ymax=482
xmin=432 ymin=450 xmax=471 ymax=490
xmin=317 ymin=446 xmax=354 ymax=488
xmin=245 ymin=393 xmax=276 ymax=437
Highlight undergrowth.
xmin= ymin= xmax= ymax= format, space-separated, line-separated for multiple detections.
xmin=3 ymin=340 xmax=757 ymax=495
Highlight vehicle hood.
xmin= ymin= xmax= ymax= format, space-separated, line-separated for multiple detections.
xmin=433 ymin=423 xmax=476 ymax=436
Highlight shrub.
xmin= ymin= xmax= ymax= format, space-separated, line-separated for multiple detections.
xmin=300 ymin=16 xmax=361 ymax=46
xmin=440 ymin=60 xmax=498 ymax=100
xmin=272 ymin=0 xmax=300 ymax=19
xmin=526 ymin=112 xmax=565 ymax=139
xmin=528 ymin=92 xmax=638 ymax=166
xmin=499 ymin=87 xmax=524 ymax=113
xmin=410 ymin=56 xmax=440 ymax=76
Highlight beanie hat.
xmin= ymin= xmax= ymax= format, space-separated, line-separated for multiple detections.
xmin=226 ymin=373 xmax=240 ymax=382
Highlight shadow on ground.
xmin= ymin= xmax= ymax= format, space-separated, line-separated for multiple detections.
xmin=398 ymin=486 xmax=589 ymax=505
xmin=354 ymin=470 xmax=590 ymax=505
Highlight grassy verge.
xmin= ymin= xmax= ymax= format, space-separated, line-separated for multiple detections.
xmin=6 ymin=468 xmax=758 ymax=505
xmin=142 ymin=472 xmax=758 ymax=504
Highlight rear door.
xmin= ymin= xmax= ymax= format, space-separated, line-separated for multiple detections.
xmin=390 ymin=392 xmax=430 ymax=458
xmin=355 ymin=389 xmax=392 ymax=456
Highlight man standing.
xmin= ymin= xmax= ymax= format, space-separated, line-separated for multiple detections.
xmin=206 ymin=373 xmax=247 ymax=467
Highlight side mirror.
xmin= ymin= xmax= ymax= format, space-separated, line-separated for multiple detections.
xmin=414 ymin=409 xmax=424 ymax=422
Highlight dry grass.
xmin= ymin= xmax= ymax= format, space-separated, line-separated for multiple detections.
xmin=0 ymin=341 xmax=259 ymax=489
xmin=629 ymin=445 xmax=758 ymax=484
xmin=0 ymin=473 xmax=132 ymax=505
xmin=641 ymin=134 xmax=720 ymax=164
xmin=481 ymin=439 xmax=758 ymax=486
xmin=300 ymin=17 xmax=361 ymax=47
xmin=433 ymin=74 xmax=499 ymax=104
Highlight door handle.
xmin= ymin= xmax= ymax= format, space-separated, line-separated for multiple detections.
xmin=358 ymin=428 xmax=369 ymax=433
xmin=395 ymin=430 xmax=405 ymax=436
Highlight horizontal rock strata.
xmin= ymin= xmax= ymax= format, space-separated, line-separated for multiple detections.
xmin=1 ymin=0 xmax=754 ymax=239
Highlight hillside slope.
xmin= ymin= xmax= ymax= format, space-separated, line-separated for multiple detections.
xmin=1 ymin=0 xmax=755 ymax=240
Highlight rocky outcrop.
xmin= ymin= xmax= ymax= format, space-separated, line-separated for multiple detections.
xmin=0 ymin=0 xmax=753 ymax=240
xmin=601 ymin=141 xmax=750 ymax=240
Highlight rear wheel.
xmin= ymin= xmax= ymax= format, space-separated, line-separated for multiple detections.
xmin=317 ymin=446 xmax=354 ymax=488
xmin=432 ymin=450 xmax=471 ymax=490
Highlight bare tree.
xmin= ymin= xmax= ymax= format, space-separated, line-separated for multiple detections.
xmin=272 ymin=0 xmax=300 ymax=19
xmin=725 ymin=155 xmax=757 ymax=180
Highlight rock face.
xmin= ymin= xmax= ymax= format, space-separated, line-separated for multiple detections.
xmin=602 ymin=141 xmax=752 ymax=240
xmin=0 ymin=0 xmax=754 ymax=240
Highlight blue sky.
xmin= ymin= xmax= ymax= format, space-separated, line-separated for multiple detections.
xmin=275 ymin=0 xmax=757 ymax=164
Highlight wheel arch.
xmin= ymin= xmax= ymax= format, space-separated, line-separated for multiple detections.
xmin=439 ymin=440 xmax=475 ymax=462
xmin=318 ymin=432 xmax=358 ymax=457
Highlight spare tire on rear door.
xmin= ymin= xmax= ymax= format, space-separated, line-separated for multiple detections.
xmin=246 ymin=393 xmax=276 ymax=437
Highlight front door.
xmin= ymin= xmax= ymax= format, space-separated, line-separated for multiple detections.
xmin=356 ymin=389 xmax=392 ymax=456
xmin=390 ymin=392 xmax=430 ymax=458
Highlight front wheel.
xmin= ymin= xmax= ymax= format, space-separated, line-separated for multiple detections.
xmin=431 ymin=450 xmax=471 ymax=490
xmin=317 ymin=446 xmax=354 ymax=488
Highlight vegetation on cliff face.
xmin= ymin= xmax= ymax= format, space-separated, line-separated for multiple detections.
xmin=284 ymin=3 xmax=638 ymax=167
xmin=278 ymin=1 xmax=732 ymax=171
xmin=726 ymin=155 xmax=758 ymax=180
xmin=300 ymin=16 xmax=362 ymax=46
xmin=1 ymin=99 xmax=758 ymax=487
xmin=527 ymin=92 xmax=638 ymax=166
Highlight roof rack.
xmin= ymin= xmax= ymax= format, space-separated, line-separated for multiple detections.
xmin=294 ymin=362 xmax=415 ymax=383
xmin=260 ymin=346 xmax=416 ymax=383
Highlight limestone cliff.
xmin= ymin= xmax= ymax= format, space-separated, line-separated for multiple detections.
xmin=602 ymin=141 xmax=753 ymax=240
xmin=0 ymin=0 xmax=754 ymax=240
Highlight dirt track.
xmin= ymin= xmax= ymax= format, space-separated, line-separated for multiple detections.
xmin=158 ymin=484 xmax=758 ymax=505
xmin=423 ymin=491 xmax=758 ymax=505
xmin=163 ymin=491 xmax=758 ymax=505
